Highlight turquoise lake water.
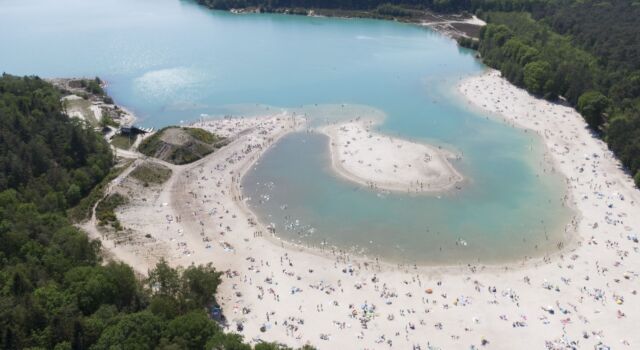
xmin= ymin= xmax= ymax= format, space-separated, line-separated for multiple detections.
xmin=0 ymin=0 xmax=571 ymax=264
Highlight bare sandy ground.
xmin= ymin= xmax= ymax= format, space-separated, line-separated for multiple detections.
xmin=62 ymin=95 xmax=101 ymax=124
xmin=90 ymin=70 xmax=640 ymax=349
xmin=320 ymin=118 xmax=463 ymax=194
xmin=421 ymin=15 xmax=486 ymax=39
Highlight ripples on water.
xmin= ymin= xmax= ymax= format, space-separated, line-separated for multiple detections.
xmin=0 ymin=0 xmax=573 ymax=264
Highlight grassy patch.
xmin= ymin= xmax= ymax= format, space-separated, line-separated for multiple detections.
xmin=111 ymin=134 xmax=136 ymax=150
xmin=96 ymin=193 xmax=128 ymax=231
xmin=374 ymin=4 xmax=421 ymax=18
xmin=101 ymin=113 xmax=118 ymax=128
xmin=130 ymin=162 xmax=172 ymax=186
xmin=68 ymin=161 xmax=131 ymax=222
xmin=137 ymin=126 xmax=171 ymax=156
xmin=63 ymin=98 xmax=99 ymax=126
xmin=183 ymin=127 xmax=221 ymax=144
xmin=138 ymin=126 xmax=226 ymax=165
xmin=169 ymin=144 xmax=211 ymax=164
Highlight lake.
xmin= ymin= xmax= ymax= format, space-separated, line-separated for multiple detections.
xmin=0 ymin=0 xmax=572 ymax=264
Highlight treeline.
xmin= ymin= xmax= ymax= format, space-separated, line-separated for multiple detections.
xmin=0 ymin=75 xmax=113 ymax=211
xmin=77 ymin=77 xmax=105 ymax=96
xmin=193 ymin=0 xmax=640 ymax=185
xmin=475 ymin=12 xmax=599 ymax=105
xmin=471 ymin=4 xmax=640 ymax=185
xmin=195 ymin=0 xmax=552 ymax=13
xmin=0 ymin=75 xmax=311 ymax=349
xmin=532 ymin=1 xmax=640 ymax=183
xmin=535 ymin=1 xmax=640 ymax=73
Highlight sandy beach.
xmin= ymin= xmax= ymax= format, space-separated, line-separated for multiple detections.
xmin=88 ymin=69 xmax=640 ymax=349
xmin=320 ymin=119 xmax=463 ymax=194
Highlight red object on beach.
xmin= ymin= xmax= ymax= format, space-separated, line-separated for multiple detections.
xmin=426 ymin=288 xmax=433 ymax=294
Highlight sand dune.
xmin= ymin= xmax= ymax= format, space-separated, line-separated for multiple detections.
xmin=321 ymin=119 xmax=463 ymax=194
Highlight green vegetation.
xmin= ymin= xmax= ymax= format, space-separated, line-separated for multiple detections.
xmin=110 ymin=133 xmax=135 ymax=150
xmin=138 ymin=128 xmax=165 ymax=153
xmin=68 ymin=162 xmax=130 ymax=222
xmin=0 ymin=74 xmax=113 ymax=211
xmin=62 ymin=97 xmax=100 ymax=126
xmin=139 ymin=126 xmax=226 ymax=165
xmin=578 ymin=91 xmax=610 ymax=130
xmin=57 ymin=78 xmax=118 ymax=128
xmin=184 ymin=126 xmax=224 ymax=145
xmin=100 ymin=113 xmax=118 ymax=128
xmin=194 ymin=0 xmax=548 ymax=13
xmin=476 ymin=12 xmax=599 ymax=103
xmin=96 ymin=193 xmax=128 ymax=230
xmin=472 ymin=5 xmax=640 ymax=183
xmin=78 ymin=77 xmax=105 ymax=96
xmin=130 ymin=161 xmax=173 ymax=186
xmin=0 ymin=74 xmax=312 ymax=350
xmin=375 ymin=4 xmax=417 ymax=17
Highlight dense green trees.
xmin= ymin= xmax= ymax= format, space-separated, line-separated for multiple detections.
xmin=0 ymin=75 xmax=310 ymax=349
xmin=476 ymin=12 xmax=600 ymax=103
xmin=195 ymin=0 xmax=552 ymax=13
xmin=79 ymin=78 xmax=105 ymax=96
xmin=534 ymin=1 xmax=640 ymax=74
xmin=163 ymin=311 xmax=218 ymax=349
xmin=523 ymin=60 xmax=551 ymax=96
xmin=607 ymin=115 xmax=640 ymax=186
xmin=472 ymin=6 xmax=640 ymax=183
xmin=577 ymin=91 xmax=609 ymax=129
xmin=0 ymin=74 xmax=113 ymax=210
xmin=138 ymin=126 xmax=225 ymax=165
xmin=92 ymin=311 xmax=164 ymax=350
xmin=529 ymin=1 xmax=640 ymax=182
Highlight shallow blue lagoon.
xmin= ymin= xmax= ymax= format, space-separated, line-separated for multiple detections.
xmin=0 ymin=0 xmax=571 ymax=263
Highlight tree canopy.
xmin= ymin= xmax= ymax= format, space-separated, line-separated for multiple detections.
xmin=0 ymin=74 xmax=113 ymax=210
xmin=0 ymin=75 xmax=312 ymax=350
xmin=471 ymin=6 xmax=640 ymax=184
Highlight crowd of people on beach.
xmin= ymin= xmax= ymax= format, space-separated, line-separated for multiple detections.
xmin=102 ymin=71 xmax=640 ymax=349
xmin=322 ymin=119 xmax=464 ymax=194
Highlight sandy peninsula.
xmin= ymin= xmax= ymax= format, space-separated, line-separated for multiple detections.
xmin=84 ymin=69 xmax=640 ymax=349
xmin=320 ymin=119 xmax=463 ymax=194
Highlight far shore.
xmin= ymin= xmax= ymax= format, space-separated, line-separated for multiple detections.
xmin=220 ymin=6 xmax=485 ymax=39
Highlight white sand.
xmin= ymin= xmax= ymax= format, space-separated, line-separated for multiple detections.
xmin=87 ymin=69 xmax=640 ymax=349
xmin=466 ymin=15 xmax=486 ymax=27
xmin=62 ymin=94 xmax=100 ymax=123
xmin=320 ymin=119 xmax=463 ymax=193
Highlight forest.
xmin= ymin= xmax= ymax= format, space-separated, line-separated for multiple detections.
xmin=0 ymin=75 xmax=310 ymax=350
xmin=195 ymin=0 xmax=553 ymax=13
xmin=1 ymin=0 xmax=639 ymax=347
xmin=471 ymin=2 xmax=640 ymax=186
xmin=194 ymin=0 xmax=640 ymax=186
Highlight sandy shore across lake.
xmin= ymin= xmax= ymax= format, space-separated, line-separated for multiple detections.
xmin=320 ymin=119 xmax=463 ymax=194
xmin=88 ymin=69 xmax=640 ymax=349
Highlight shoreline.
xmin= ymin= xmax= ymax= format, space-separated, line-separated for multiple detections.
xmin=455 ymin=72 xmax=586 ymax=274
xmin=92 ymin=69 xmax=640 ymax=349
xmin=454 ymin=69 xmax=583 ymax=261
xmin=218 ymin=5 xmax=485 ymax=39
xmin=99 ymin=70 xmax=594 ymax=275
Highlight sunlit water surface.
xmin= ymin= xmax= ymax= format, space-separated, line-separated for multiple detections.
xmin=0 ymin=0 xmax=572 ymax=264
